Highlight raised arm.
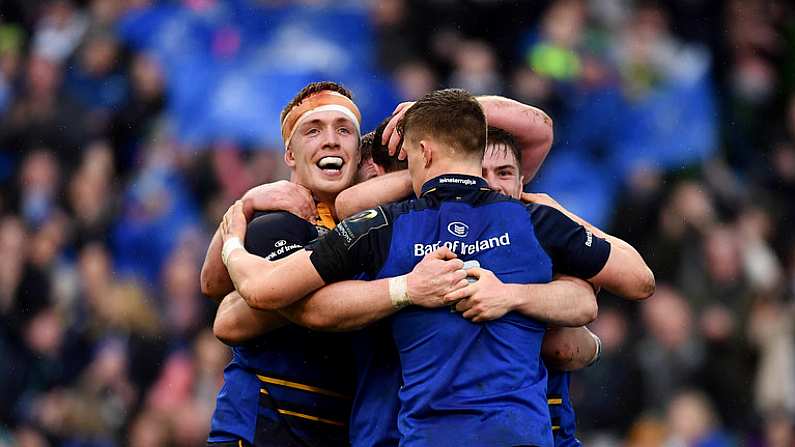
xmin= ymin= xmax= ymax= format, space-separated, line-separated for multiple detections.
xmin=523 ymin=193 xmax=655 ymax=300
xmin=542 ymin=326 xmax=601 ymax=371
xmin=335 ymin=170 xmax=413 ymax=220
xmin=444 ymin=272 xmax=598 ymax=326
xmin=477 ymin=96 xmax=553 ymax=181
xmin=381 ymin=97 xmax=553 ymax=180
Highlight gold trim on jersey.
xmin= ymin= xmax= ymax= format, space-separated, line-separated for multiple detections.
xmin=316 ymin=202 xmax=337 ymax=229
xmin=256 ymin=375 xmax=352 ymax=400
xmin=276 ymin=409 xmax=346 ymax=427
xmin=547 ymin=398 xmax=563 ymax=405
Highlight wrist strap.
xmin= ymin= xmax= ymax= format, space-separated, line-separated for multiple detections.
xmin=388 ymin=275 xmax=412 ymax=309
xmin=587 ymin=331 xmax=602 ymax=367
xmin=222 ymin=237 xmax=245 ymax=267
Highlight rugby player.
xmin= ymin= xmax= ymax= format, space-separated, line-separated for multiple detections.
xmin=208 ymin=92 xmax=568 ymax=446
xmin=219 ymin=89 xmax=654 ymax=446
xmin=201 ymin=82 xmax=470 ymax=447
xmin=338 ymin=125 xmax=651 ymax=446
xmin=213 ymin=119 xmax=599 ymax=446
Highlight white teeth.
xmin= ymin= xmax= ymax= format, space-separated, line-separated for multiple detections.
xmin=318 ymin=156 xmax=343 ymax=169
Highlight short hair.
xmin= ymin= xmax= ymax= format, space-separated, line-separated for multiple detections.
xmin=280 ymin=81 xmax=354 ymax=125
xmin=359 ymin=118 xmax=408 ymax=173
xmin=360 ymin=131 xmax=375 ymax=163
xmin=486 ymin=127 xmax=522 ymax=169
xmin=397 ymin=88 xmax=486 ymax=158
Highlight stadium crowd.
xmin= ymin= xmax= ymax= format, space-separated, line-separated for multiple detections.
xmin=0 ymin=0 xmax=793 ymax=446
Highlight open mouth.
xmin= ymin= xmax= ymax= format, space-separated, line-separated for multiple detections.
xmin=316 ymin=156 xmax=344 ymax=175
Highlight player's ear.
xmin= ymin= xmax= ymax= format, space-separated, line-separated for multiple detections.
xmin=420 ymin=140 xmax=432 ymax=168
xmin=284 ymin=147 xmax=297 ymax=168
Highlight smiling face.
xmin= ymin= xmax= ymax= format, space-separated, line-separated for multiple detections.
xmin=285 ymin=109 xmax=361 ymax=202
xmin=482 ymin=143 xmax=524 ymax=199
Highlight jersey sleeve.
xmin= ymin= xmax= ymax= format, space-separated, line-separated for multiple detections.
xmin=309 ymin=206 xmax=392 ymax=283
xmin=527 ymin=204 xmax=611 ymax=279
xmin=244 ymin=211 xmax=315 ymax=261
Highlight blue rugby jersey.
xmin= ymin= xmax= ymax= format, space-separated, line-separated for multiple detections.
xmin=208 ymin=211 xmax=355 ymax=447
xmin=309 ymin=174 xmax=610 ymax=447
xmin=547 ymin=371 xmax=581 ymax=447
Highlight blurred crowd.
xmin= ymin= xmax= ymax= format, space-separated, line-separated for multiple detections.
xmin=0 ymin=0 xmax=793 ymax=446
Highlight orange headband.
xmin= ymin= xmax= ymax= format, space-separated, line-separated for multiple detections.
xmin=280 ymin=91 xmax=362 ymax=149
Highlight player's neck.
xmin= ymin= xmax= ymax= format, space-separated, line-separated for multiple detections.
xmin=423 ymin=159 xmax=483 ymax=184
xmin=289 ymin=172 xmax=340 ymax=220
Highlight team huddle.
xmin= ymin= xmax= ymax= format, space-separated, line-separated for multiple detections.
xmin=201 ymin=82 xmax=655 ymax=447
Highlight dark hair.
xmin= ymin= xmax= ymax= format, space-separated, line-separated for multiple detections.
xmin=486 ymin=127 xmax=522 ymax=168
xmin=397 ymin=88 xmax=486 ymax=158
xmin=280 ymin=81 xmax=354 ymax=125
xmin=360 ymin=131 xmax=375 ymax=162
xmin=359 ymin=117 xmax=408 ymax=173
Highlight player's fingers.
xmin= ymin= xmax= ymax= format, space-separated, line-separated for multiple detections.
xmin=450 ymin=278 xmax=470 ymax=293
xmin=450 ymin=269 xmax=467 ymax=282
xmin=455 ymin=299 xmax=473 ymax=313
xmin=462 ymin=307 xmax=480 ymax=319
xmin=392 ymin=101 xmax=411 ymax=116
xmin=242 ymin=198 xmax=255 ymax=221
xmin=428 ymin=246 xmax=457 ymax=260
xmin=450 ymin=259 xmax=465 ymax=270
xmin=444 ymin=283 xmax=471 ymax=302
xmin=470 ymin=314 xmax=485 ymax=323
xmin=382 ymin=113 xmax=400 ymax=146
xmin=388 ymin=129 xmax=402 ymax=156
xmin=465 ymin=267 xmax=484 ymax=279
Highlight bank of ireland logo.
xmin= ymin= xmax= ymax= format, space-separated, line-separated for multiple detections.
xmin=275 ymin=240 xmax=287 ymax=248
xmin=447 ymin=221 xmax=469 ymax=238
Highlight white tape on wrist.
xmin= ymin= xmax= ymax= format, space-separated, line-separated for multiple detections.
xmin=388 ymin=275 xmax=412 ymax=309
xmin=587 ymin=331 xmax=602 ymax=367
xmin=222 ymin=237 xmax=245 ymax=267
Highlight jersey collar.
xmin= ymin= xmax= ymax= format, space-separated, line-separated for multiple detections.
xmin=420 ymin=174 xmax=490 ymax=197
xmin=315 ymin=202 xmax=337 ymax=229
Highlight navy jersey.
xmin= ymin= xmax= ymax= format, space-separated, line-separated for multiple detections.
xmin=310 ymin=174 xmax=610 ymax=447
xmin=548 ymin=371 xmax=581 ymax=447
xmin=209 ymin=211 xmax=355 ymax=447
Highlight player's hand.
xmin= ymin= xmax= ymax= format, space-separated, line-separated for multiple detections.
xmin=221 ymin=200 xmax=248 ymax=243
xmin=381 ymin=101 xmax=415 ymax=159
xmin=444 ymin=268 xmax=517 ymax=322
xmin=241 ymin=180 xmax=316 ymax=222
xmin=520 ymin=192 xmax=561 ymax=209
xmin=407 ymin=247 xmax=468 ymax=308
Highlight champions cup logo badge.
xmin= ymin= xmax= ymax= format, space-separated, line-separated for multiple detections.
xmin=349 ymin=209 xmax=379 ymax=222
xmin=275 ymin=240 xmax=287 ymax=248
xmin=447 ymin=222 xmax=469 ymax=238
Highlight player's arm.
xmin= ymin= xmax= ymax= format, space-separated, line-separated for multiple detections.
xmin=200 ymin=181 xmax=316 ymax=301
xmin=380 ymin=97 xmax=553 ymax=180
xmin=222 ymin=201 xmax=467 ymax=312
xmin=201 ymin=227 xmax=234 ymax=302
xmin=214 ymin=290 xmax=288 ymax=345
xmin=542 ymin=326 xmax=601 ymax=372
xmin=280 ymin=247 xmax=467 ymax=331
xmin=335 ymin=170 xmax=413 ymax=220
xmin=215 ymin=247 xmax=467 ymax=343
xmin=523 ymin=193 xmax=655 ymax=300
xmin=444 ymin=273 xmax=598 ymax=326
xmin=476 ymin=95 xmax=553 ymax=181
